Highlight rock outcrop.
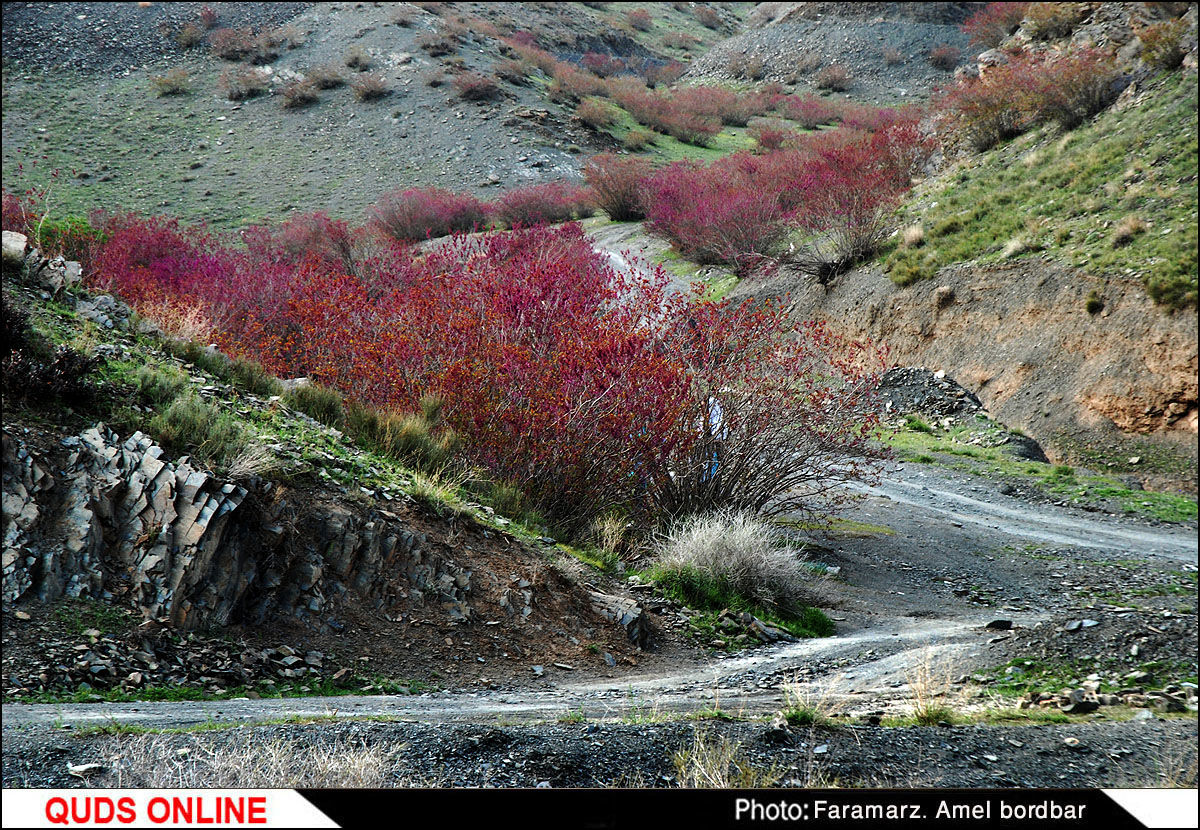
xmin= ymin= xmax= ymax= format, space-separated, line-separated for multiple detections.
xmin=2 ymin=424 xmax=473 ymax=632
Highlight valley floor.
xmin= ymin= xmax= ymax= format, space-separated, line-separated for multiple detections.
xmin=5 ymin=461 xmax=1196 ymax=788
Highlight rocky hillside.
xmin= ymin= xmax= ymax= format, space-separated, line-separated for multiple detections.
xmin=685 ymin=2 xmax=979 ymax=100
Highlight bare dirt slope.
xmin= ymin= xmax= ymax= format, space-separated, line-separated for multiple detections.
xmin=731 ymin=257 xmax=1198 ymax=490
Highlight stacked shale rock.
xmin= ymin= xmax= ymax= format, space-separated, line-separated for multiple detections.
xmin=3 ymin=425 xmax=472 ymax=632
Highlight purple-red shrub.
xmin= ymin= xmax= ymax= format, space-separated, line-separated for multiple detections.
xmin=643 ymin=160 xmax=792 ymax=274
xmin=748 ymin=123 xmax=798 ymax=151
xmin=489 ymin=182 xmax=593 ymax=227
xmin=582 ymin=51 xmax=626 ymax=77
xmin=583 ymin=154 xmax=654 ymax=221
xmin=784 ymin=95 xmax=842 ymax=129
xmin=961 ymin=2 xmax=1029 ymax=48
xmin=83 ymin=212 xmax=885 ymax=532
xmin=368 ymin=187 xmax=487 ymax=242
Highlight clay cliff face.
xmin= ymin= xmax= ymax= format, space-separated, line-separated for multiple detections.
xmin=738 ymin=258 xmax=1198 ymax=481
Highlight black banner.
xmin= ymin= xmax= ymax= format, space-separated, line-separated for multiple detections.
xmin=300 ymin=788 xmax=1155 ymax=830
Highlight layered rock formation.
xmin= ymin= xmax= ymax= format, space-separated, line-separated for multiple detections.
xmin=3 ymin=425 xmax=473 ymax=632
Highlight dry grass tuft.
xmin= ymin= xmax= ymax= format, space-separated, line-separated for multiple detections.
xmin=1111 ymin=214 xmax=1148 ymax=247
xmin=900 ymin=224 xmax=925 ymax=249
xmin=101 ymin=733 xmax=405 ymax=788
xmin=673 ymin=729 xmax=782 ymax=788
xmin=655 ymin=510 xmax=826 ymax=615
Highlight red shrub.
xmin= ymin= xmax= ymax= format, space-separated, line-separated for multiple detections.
xmin=489 ymin=181 xmax=592 ymax=227
xmin=2 ymin=188 xmax=40 ymax=234
xmin=961 ymin=2 xmax=1029 ymax=48
xmin=672 ymin=86 xmax=770 ymax=126
xmin=939 ymin=55 xmax=1037 ymax=150
xmin=643 ymin=159 xmax=792 ymax=274
xmin=1139 ymin=19 xmax=1189 ymax=70
xmin=694 ymin=6 xmax=722 ymax=30
xmin=368 ymin=188 xmax=487 ymax=242
xmin=453 ymin=72 xmax=502 ymax=100
xmin=941 ymin=48 xmax=1121 ymax=149
xmin=749 ymin=123 xmax=798 ymax=151
xmin=644 ymin=60 xmax=686 ymax=87
xmin=84 ymin=212 xmax=885 ymax=532
xmin=576 ymin=96 xmax=617 ymax=128
xmin=1027 ymin=48 xmax=1122 ymax=129
xmin=627 ymin=8 xmax=652 ymax=31
xmin=209 ymin=27 xmax=254 ymax=61
xmin=198 ymin=5 xmax=219 ymax=29
xmin=583 ymin=154 xmax=654 ymax=221
xmin=550 ymin=63 xmax=608 ymax=101
xmin=929 ymin=44 xmax=961 ymax=70
xmin=790 ymin=134 xmax=909 ymax=278
xmin=582 ymin=51 xmax=626 ymax=77
xmin=784 ymin=95 xmax=842 ymax=129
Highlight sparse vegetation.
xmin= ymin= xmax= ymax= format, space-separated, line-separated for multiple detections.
xmin=673 ymin=730 xmax=782 ymax=788
xmin=350 ymin=72 xmax=390 ymax=101
xmin=307 ymin=64 xmax=346 ymax=90
xmin=815 ymin=64 xmax=851 ymax=91
xmin=344 ymin=45 xmax=372 ymax=71
xmin=929 ymin=44 xmax=961 ymax=70
xmin=280 ymin=79 xmax=319 ymax=110
xmin=217 ymin=66 xmax=267 ymax=101
xmin=149 ymin=68 xmax=191 ymax=97
xmin=453 ymin=72 xmax=502 ymax=101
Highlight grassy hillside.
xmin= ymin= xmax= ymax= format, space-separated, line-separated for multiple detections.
xmin=884 ymin=71 xmax=1198 ymax=310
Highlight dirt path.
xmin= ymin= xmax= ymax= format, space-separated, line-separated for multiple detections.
xmin=6 ymin=461 xmax=1193 ymax=735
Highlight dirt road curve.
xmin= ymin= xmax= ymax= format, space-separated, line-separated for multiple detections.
xmin=6 ymin=462 xmax=1193 ymax=733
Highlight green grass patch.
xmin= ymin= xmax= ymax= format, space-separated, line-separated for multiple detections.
xmin=648 ymin=563 xmax=834 ymax=641
xmin=882 ymin=422 xmax=1198 ymax=523
xmin=883 ymin=71 xmax=1198 ymax=310
xmin=51 ymin=599 xmax=135 ymax=637
xmin=975 ymin=657 xmax=1195 ymax=698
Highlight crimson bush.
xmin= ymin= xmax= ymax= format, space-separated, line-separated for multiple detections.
xmin=368 ymin=187 xmax=487 ymax=242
